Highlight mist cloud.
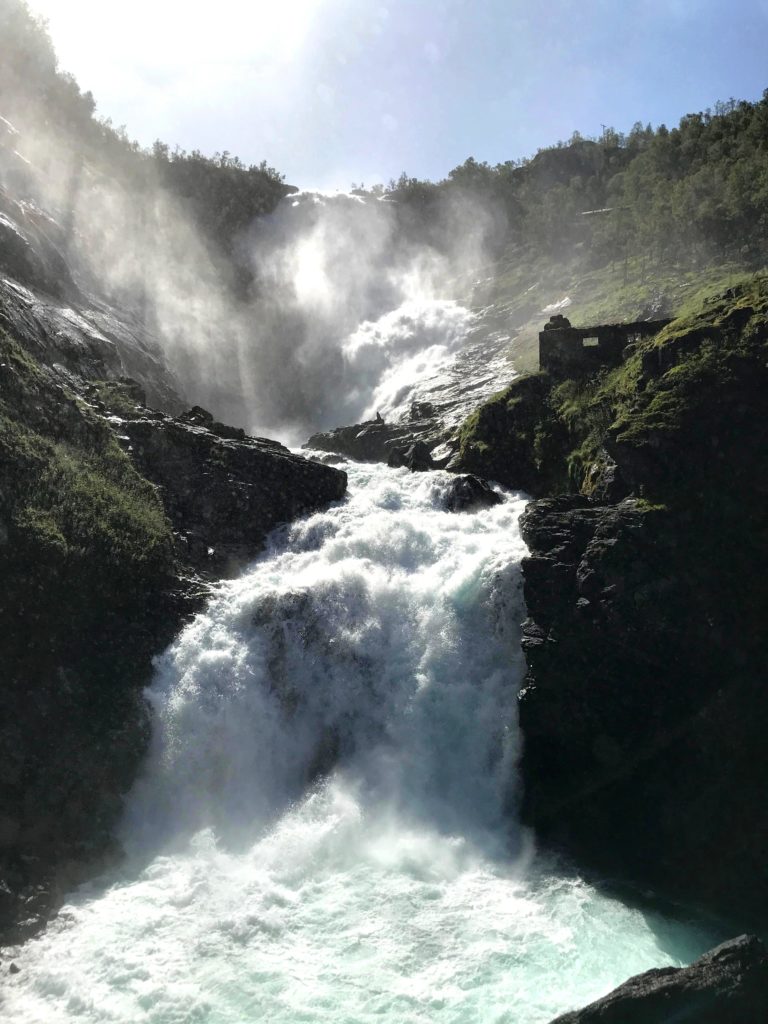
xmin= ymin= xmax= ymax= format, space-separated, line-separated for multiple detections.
xmin=4 ymin=102 xmax=503 ymax=444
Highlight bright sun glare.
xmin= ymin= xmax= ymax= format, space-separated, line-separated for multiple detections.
xmin=30 ymin=0 xmax=325 ymax=70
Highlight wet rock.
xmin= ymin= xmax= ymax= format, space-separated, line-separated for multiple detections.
xmin=0 ymin=275 xmax=185 ymax=413
xmin=0 ymin=181 xmax=183 ymax=414
xmin=443 ymin=474 xmax=502 ymax=512
xmin=518 ymin=493 xmax=768 ymax=926
xmin=0 ymin=187 xmax=78 ymax=301
xmin=549 ymin=935 xmax=768 ymax=1024
xmin=388 ymin=440 xmax=435 ymax=472
xmin=305 ymin=417 xmax=438 ymax=464
xmin=410 ymin=400 xmax=435 ymax=420
xmin=119 ymin=407 xmax=347 ymax=578
xmin=178 ymin=405 xmax=246 ymax=441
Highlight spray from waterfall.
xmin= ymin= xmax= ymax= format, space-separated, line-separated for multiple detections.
xmin=1 ymin=464 xmax=710 ymax=1024
xmin=2 ymin=105 xmax=503 ymax=442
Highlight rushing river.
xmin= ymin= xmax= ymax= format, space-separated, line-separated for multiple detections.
xmin=2 ymin=463 xmax=710 ymax=1023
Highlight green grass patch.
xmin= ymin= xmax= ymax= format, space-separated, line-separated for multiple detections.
xmin=0 ymin=330 xmax=174 ymax=624
xmin=457 ymin=271 xmax=768 ymax=499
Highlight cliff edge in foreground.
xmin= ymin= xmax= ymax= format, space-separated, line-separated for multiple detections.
xmin=457 ymin=274 xmax=768 ymax=927
xmin=0 ymin=330 xmax=346 ymax=943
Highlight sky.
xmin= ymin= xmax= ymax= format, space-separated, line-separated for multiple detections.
xmin=28 ymin=0 xmax=768 ymax=190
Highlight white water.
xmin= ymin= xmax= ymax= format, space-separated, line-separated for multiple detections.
xmin=3 ymin=464 xmax=709 ymax=1023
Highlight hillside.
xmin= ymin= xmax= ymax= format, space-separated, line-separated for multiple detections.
xmin=2 ymin=0 xmax=768 ymax=1001
xmin=456 ymin=274 xmax=768 ymax=924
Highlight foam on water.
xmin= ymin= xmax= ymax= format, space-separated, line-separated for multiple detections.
xmin=2 ymin=463 xmax=710 ymax=1023
xmin=342 ymin=299 xmax=475 ymax=422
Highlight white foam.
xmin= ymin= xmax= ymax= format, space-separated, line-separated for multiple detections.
xmin=2 ymin=464 xmax=709 ymax=1023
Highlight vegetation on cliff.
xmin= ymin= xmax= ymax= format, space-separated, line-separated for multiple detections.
xmin=0 ymin=329 xmax=181 ymax=938
xmin=0 ymin=0 xmax=291 ymax=264
xmin=1 ymin=339 xmax=171 ymax=560
xmin=462 ymin=276 xmax=768 ymax=926
xmin=457 ymin=272 xmax=768 ymax=504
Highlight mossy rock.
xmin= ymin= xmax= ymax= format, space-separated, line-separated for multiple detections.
xmin=0 ymin=329 xmax=179 ymax=941
xmin=456 ymin=272 xmax=768 ymax=508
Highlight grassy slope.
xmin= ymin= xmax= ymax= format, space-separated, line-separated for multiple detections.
xmin=0 ymin=328 xmax=175 ymax=673
xmin=458 ymin=271 xmax=768 ymax=502
xmin=469 ymin=247 xmax=759 ymax=376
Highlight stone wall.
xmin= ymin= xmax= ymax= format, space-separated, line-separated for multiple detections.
xmin=539 ymin=316 xmax=671 ymax=374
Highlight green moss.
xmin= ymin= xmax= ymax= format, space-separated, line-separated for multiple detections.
xmin=0 ymin=330 xmax=176 ymax=682
xmin=457 ymin=272 xmax=768 ymax=502
xmin=0 ymin=351 xmax=171 ymax=569
xmin=13 ymin=506 xmax=69 ymax=557
xmin=88 ymin=381 xmax=144 ymax=418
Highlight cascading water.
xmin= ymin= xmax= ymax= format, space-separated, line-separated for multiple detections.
xmin=2 ymin=463 xmax=710 ymax=1023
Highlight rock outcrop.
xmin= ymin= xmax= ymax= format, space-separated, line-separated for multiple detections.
xmin=96 ymin=388 xmax=347 ymax=577
xmin=457 ymin=276 xmax=768 ymax=926
xmin=518 ymin=494 xmax=768 ymax=924
xmin=305 ymin=412 xmax=446 ymax=465
xmin=549 ymin=935 xmax=768 ymax=1024
xmin=0 ymin=115 xmax=190 ymax=415
xmin=0 ymin=335 xmax=346 ymax=944
xmin=443 ymin=474 xmax=503 ymax=513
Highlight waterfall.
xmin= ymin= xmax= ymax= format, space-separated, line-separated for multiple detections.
xmin=124 ymin=464 xmax=525 ymax=857
xmin=2 ymin=463 xmax=708 ymax=1024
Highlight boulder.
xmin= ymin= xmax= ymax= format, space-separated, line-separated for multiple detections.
xmin=550 ymin=935 xmax=768 ymax=1024
xmin=116 ymin=403 xmax=347 ymax=577
xmin=304 ymin=406 xmax=449 ymax=467
xmin=410 ymin=400 xmax=435 ymax=420
xmin=305 ymin=417 xmax=425 ymax=463
xmin=388 ymin=440 xmax=434 ymax=472
xmin=443 ymin=474 xmax=502 ymax=512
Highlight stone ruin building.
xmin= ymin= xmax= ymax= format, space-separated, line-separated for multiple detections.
xmin=539 ymin=313 xmax=671 ymax=374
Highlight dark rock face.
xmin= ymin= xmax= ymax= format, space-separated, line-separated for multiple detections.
xmin=443 ymin=474 xmax=503 ymax=513
xmin=549 ymin=935 xmax=768 ymax=1024
xmin=457 ymin=279 xmax=768 ymax=927
xmin=387 ymin=440 xmax=439 ymax=472
xmin=0 ymin=345 xmax=179 ymax=943
xmin=114 ymin=400 xmax=347 ymax=577
xmin=0 ymin=361 xmax=346 ymax=944
xmin=519 ymin=492 xmax=768 ymax=925
xmin=305 ymin=415 xmax=443 ymax=465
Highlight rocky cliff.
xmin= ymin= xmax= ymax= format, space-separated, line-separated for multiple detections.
xmin=0 ymin=324 xmax=346 ymax=943
xmin=457 ymin=274 xmax=768 ymax=927
xmin=0 ymin=164 xmax=183 ymax=413
xmin=0 ymin=156 xmax=348 ymax=943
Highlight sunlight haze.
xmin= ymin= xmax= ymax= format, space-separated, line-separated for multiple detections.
xmin=29 ymin=0 xmax=768 ymax=188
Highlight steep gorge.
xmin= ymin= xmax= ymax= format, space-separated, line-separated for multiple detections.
xmin=457 ymin=275 xmax=768 ymax=926
xmin=1 ymin=9 xmax=767 ymax=1013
